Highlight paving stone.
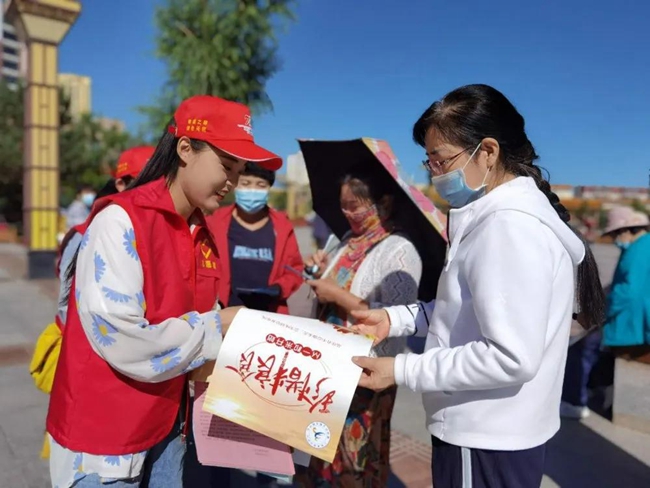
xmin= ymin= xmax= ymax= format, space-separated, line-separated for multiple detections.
xmin=0 ymin=242 xmax=648 ymax=488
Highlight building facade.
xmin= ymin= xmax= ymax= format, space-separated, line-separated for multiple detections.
xmin=58 ymin=73 xmax=92 ymax=119
xmin=552 ymin=184 xmax=650 ymax=206
xmin=1 ymin=16 xmax=26 ymax=88
xmin=286 ymin=151 xmax=310 ymax=186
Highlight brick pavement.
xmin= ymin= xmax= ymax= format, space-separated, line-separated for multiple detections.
xmin=0 ymin=243 xmax=432 ymax=487
xmin=389 ymin=432 xmax=432 ymax=487
xmin=3 ymin=242 xmax=649 ymax=487
xmin=0 ymin=245 xmax=55 ymax=488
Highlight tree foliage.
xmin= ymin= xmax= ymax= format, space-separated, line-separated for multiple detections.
xmin=0 ymin=80 xmax=139 ymax=222
xmin=630 ymin=199 xmax=648 ymax=213
xmin=269 ymin=189 xmax=287 ymax=210
xmin=59 ymin=113 xmax=138 ymax=204
xmin=141 ymin=0 xmax=295 ymax=136
xmin=0 ymin=82 xmax=24 ymax=187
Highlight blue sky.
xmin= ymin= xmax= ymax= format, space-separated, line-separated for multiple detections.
xmin=58 ymin=0 xmax=648 ymax=187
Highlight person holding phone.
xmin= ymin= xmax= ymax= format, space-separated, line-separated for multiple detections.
xmin=300 ymin=170 xmax=422 ymax=487
xmin=207 ymin=162 xmax=304 ymax=315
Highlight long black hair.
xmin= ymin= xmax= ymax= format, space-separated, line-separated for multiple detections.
xmin=413 ymin=84 xmax=605 ymax=329
xmin=96 ymin=179 xmax=118 ymax=199
xmin=64 ymin=120 xmax=209 ymax=292
xmin=128 ymin=119 xmax=209 ymax=190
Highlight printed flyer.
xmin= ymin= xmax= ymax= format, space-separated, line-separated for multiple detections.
xmin=192 ymin=382 xmax=295 ymax=477
xmin=202 ymin=309 xmax=373 ymax=462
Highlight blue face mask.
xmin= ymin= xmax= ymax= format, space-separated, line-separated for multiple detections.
xmin=235 ymin=188 xmax=269 ymax=214
xmin=615 ymin=241 xmax=630 ymax=251
xmin=81 ymin=192 xmax=96 ymax=208
xmin=430 ymin=144 xmax=488 ymax=208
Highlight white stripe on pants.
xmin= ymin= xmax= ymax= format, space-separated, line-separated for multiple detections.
xmin=461 ymin=447 xmax=473 ymax=488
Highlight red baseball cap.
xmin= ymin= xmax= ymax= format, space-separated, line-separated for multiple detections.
xmin=115 ymin=146 xmax=155 ymax=179
xmin=168 ymin=95 xmax=282 ymax=171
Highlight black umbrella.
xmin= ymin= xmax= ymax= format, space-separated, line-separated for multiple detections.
xmin=299 ymin=138 xmax=448 ymax=301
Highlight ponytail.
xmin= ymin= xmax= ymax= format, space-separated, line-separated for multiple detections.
xmin=520 ymin=160 xmax=605 ymax=329
xmin=413 ymin=84 xmax=606 ymax=329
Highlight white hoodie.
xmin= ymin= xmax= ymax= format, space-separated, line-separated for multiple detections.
xmin=387 ymin=177 xmax=585 ymax=451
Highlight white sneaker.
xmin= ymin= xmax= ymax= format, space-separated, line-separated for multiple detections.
xmin=560 ymin=401 xmax=590 ymax=419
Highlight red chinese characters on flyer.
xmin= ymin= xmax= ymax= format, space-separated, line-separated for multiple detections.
xmin=203 ymin=309 xmax=373 ymax=462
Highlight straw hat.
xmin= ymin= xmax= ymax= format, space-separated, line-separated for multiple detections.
xmin=602 ymin=206 xmax=650 ymax=235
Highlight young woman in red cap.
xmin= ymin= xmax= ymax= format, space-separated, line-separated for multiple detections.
xmin=113 ymin=145 xmax=156 ymax=192
xmin=46 ymin=96 xmax=282 ymax=488
xmin=29 ymin=145 xmax=155 ymax=459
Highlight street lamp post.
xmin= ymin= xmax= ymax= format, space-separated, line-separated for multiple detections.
xmin=5 ymin=0 xmax=81 ymax=279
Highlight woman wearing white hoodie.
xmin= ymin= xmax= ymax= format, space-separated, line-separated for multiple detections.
xmin=352 ymin=84 xmax=605 ymax=488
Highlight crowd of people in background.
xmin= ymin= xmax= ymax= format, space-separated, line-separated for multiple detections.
xmin=26 ymin=85 xmax=650 ymax=488
xmin=561 ymin=206 xmax=650 ymax=421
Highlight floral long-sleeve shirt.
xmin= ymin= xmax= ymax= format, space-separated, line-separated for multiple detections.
xmin=50 ymin=205 xmax=223 ymax=488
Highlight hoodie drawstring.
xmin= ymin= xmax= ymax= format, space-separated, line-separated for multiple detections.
xmin=445 ymin=209 xmax=473 ymax=271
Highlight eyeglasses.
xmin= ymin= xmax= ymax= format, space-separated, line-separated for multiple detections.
xmin=421 ymin=148 xmax=470 ymax=176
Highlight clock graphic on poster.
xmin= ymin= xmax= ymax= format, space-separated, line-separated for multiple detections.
xmin=305 ymin=421 xmax=331 ymax=449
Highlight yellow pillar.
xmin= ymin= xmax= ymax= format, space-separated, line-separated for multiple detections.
xmin=5 ymin=0 xmax=81 ymax=278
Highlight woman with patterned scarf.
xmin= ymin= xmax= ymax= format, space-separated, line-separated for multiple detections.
xmin=301 ymin=171 xmax=423 ymax=487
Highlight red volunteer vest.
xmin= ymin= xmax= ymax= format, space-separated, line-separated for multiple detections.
xmin=47 ymin=178 xmax=220 ymax=454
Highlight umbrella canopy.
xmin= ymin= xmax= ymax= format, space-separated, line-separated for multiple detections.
xmin=299 ymin=138 xmax=448 ymax=301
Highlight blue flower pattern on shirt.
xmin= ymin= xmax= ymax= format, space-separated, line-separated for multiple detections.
xmin=54 ymin=208 xmax=225 ymax=488
xmin=104 ymin=453 xmax=137 ymax=468
xmin=94 ymin=252 xmax=106 ymax=283
xmin=182 ymin=312 xmax=201 ymax=329
xmin=102 ymin=286 xmax=132 ymax=303
xmin=80 ymin=230 xmax=90 ymax=250
xmin=151 ymin=348 xmax=182 ymax=373
xmin=91 ymin=313 xmax=119 ymax=347
xmin=73 ymin=453 xmax=84 ymax=481
xmin=136 ymin=291 xmax=146 ymax=313
xmin=104 ymin=455 xmax=121 ymax=466
xmin=214 ymin=311 xmax=222 ymax=331
xmin=50 ymin=433 xmax=144 ymax=488
xmin=123 ymin=228 xmax=139 ymax=261
xmin=184 ymin=356 xmax=207 ymax=373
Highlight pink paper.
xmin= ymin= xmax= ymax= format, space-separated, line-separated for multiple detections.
xmin=192 ymin=382 xmax=295 ymax=475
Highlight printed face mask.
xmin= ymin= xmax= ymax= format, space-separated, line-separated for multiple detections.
xmin=342 ymin=205 xmax=381 ymax=236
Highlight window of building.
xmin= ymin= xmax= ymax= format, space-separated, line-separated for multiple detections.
xmin=3 ymin=60 xmax=19 ymax=71
xmin=3 ymin=75 xmax=18 ymax=86
xmin=4 ymin=31 xmax=18 ymax=41
xmin=3 ymin=46 xmax=17 ymax=56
